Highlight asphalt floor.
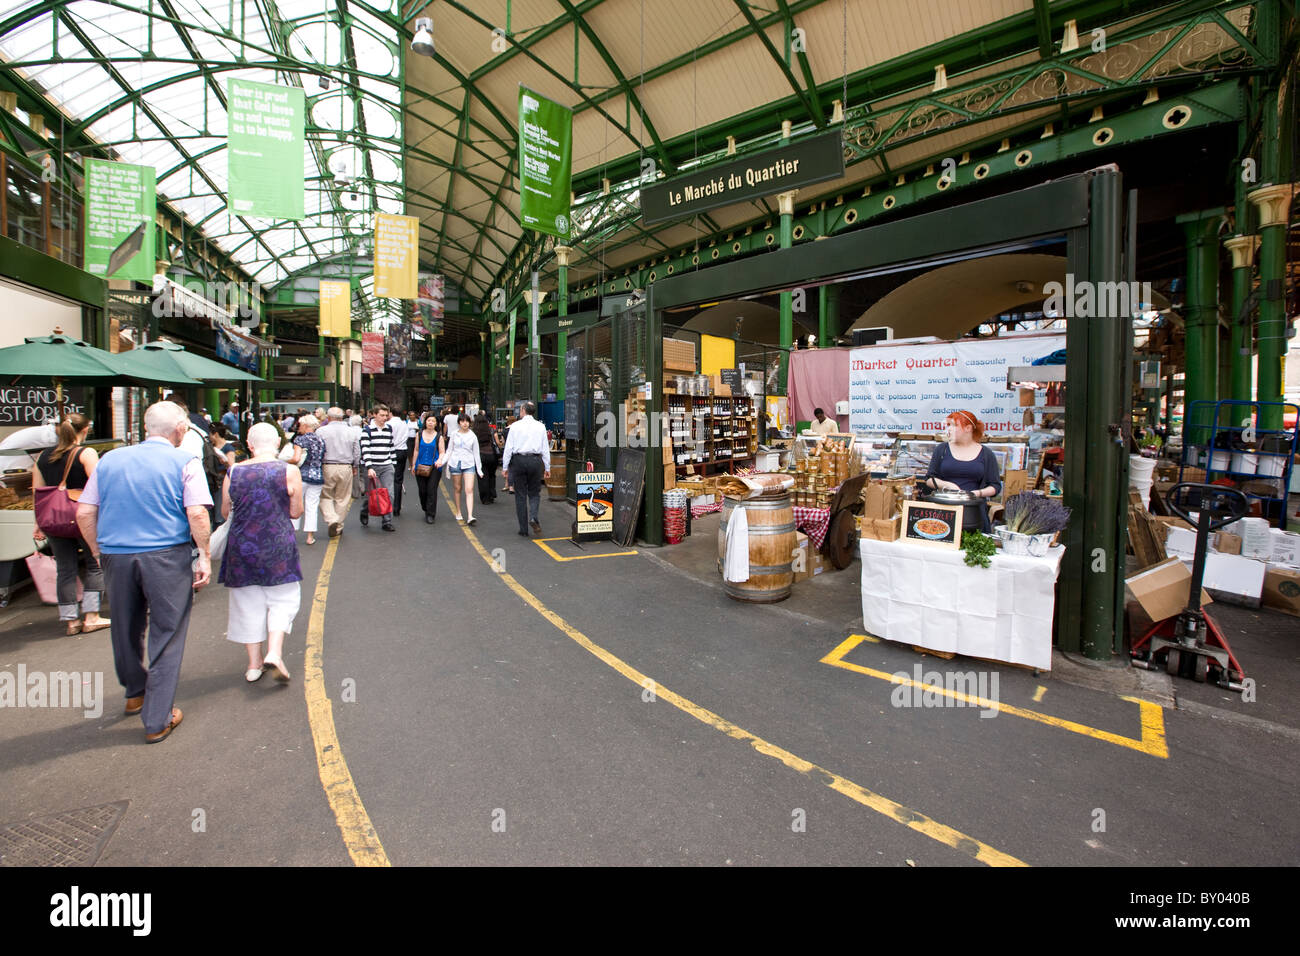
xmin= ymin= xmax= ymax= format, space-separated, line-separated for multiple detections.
xmin=1 ymin=470 xmax=1297 ymax=867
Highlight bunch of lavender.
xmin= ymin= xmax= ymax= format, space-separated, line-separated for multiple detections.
xmin=1002 ymin=492 xmax=1072 ymax=535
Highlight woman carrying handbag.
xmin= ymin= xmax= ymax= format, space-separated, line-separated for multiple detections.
xmin=31 ymin=413 xmax=110 ymax=635
xmin=411 ymin=413 xmax=443 ymax=524
xmin=472 ymin=411 xmax=497 ymax=504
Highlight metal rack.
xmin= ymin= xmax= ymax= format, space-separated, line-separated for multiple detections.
xmin=1179 ymin=400 xmax=1298 ymax=528
xmin=665 ymin=394 xmax=757 ymax=475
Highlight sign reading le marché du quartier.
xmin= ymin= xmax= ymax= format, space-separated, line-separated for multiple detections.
xmin=640 ymin=130 xmax=844 ymax=226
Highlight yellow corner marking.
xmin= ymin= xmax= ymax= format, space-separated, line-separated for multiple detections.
xmin=823 ymin=635 xmax=1168 ymax=759
xmin=534 ymin=536 xmax=638 ymax=562
xmin=1032 ymin=685 xmax=1047 ymax=703
xmin=303 ymin=518 xmax=391 ymax=867
xmin=453 ymin=524 xmax=1026 ymax=866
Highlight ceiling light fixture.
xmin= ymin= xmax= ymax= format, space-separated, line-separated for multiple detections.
xmin=411 ymin=18 xmax=435 ymax=58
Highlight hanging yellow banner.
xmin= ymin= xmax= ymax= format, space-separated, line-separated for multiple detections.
xmin=319 ymin=279 xmax=351 ymax=338
xmin=374 ymin=213 xmax=419 ymax=299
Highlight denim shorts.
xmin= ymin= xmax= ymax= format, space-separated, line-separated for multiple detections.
xmin=447 ymin=462 xmax=477 ymax=475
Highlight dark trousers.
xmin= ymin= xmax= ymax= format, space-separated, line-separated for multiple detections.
xmin=509 ymin=455 xmax=544 ymax=532
xmin=48 ymin=534 xmax=104 ymax=621
xmin=479 ymin=450 xmax=497 ymax=502
xmin=101 ymin=544 xmax=193 ymax=735
xmin=415 ymin=468 xmax=441 ymax=519
xmin=392 ymin=449 xmax=408 ymax=514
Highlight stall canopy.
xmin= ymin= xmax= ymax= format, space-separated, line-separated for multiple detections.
xmin=114 ymin=340 xmax=263 ymax=385
xmin=0 ymin=330 xmax=200 ymax=387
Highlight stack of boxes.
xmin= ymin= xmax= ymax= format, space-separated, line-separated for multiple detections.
xmin=1154 ymin=514 xmax=1300 ymax=615
xmin=858 ymin=479 xmax=907 ymax=541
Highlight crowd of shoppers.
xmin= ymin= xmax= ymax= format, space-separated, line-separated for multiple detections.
xmin=32 ymin=397 xmax=555 ymax=746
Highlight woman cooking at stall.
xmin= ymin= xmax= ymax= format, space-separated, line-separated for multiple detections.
xmin=922 ymin=410 xmax=1001 ymax=532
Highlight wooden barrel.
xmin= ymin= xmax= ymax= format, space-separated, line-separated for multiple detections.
xmin=546 ymin=459 xmax=567 ymax=500
xmin=716 ymin=494 xmax=795 ymax=603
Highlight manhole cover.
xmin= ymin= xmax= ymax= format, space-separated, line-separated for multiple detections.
xmin=0 ymin=802 xmax=128 ymax=867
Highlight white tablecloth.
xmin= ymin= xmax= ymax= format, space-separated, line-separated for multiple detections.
xmin=859 ymin=537 xmax=1064 ymax=670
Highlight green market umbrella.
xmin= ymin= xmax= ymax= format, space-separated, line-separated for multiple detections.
xmin=115 ymin=339 xmax=264 ymax=384
xmin=0 ymin=329 xmax=201 ymax=391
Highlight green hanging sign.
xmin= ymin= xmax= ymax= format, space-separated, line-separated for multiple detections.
xmin=227 ymin=78 xmax=305 ymax=220
xmin=518 ymin=86 xmax=572 ymax=239
xmin=508 ymin=307 xmax=518 ymax=370
xmin=83 ymin=159 xmax=155 ymax=281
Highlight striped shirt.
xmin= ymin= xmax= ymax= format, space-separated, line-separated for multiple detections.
xmin=359 ymin=424 xmax=396 ymax=468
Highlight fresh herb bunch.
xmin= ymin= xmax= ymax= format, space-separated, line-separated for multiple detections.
xmin=962 ymin=531 xmax=996 ymax=568
xmin=1002 ymin=492 xmax=1072 ymax=535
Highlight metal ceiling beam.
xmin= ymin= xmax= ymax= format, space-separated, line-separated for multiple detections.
xmin=461 ymin=0 xmax=612 ymax=74
xmin=432 ymin=90 xmax=472 ymax=276
xmin=53 ymin=9 xmax=295 ymax=279
xmin=553 ymin=0 xmax=677 ymax=176
xmin=1032 ymin=0 xmax=1054 ymax=59
xmin=774 ymin=0 xmax=825 ymax=126
xmin=729 ymin=0 xmax=823 ymax=127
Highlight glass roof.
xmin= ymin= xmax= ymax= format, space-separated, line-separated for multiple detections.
xmin=0 ymin=0 xmax=404 ymax=291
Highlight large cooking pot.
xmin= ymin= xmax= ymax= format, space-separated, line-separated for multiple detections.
xmin=918 ymin=488 xmax=978 ymax=506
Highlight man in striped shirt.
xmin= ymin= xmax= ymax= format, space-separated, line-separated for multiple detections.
xmin=358 ymin=403 xmax=397 ymax=533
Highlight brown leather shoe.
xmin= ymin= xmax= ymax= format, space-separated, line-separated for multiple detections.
xmin=124 ymin=696 xmax=144 ymax=716
xmin=145 ymin=707 xmax=183 ymax=744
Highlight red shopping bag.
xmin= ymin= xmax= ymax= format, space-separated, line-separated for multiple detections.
xmin=367 ymin=478 xmax=393 ymax=516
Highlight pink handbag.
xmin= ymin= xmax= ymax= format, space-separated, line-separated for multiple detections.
xmin=34 ymin=449 xmax=81 ymax=539
xmin=25 ymin=552 xmax=83 ymax=605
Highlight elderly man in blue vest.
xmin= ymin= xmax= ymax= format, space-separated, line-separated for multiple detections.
xmin=75 ymin=401 xmax=213 ymax=744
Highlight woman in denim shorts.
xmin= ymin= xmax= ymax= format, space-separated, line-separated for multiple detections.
xmin=436 ymin=413 xmax=484 ymax=524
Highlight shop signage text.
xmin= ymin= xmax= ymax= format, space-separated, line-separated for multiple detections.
xmin=848 ymin=335 xmax=1066 ymax=435
xmin=0 ymin=386 xmax=88 ymax=426
xmin=641 ymin=130 xmax=844 ymax=226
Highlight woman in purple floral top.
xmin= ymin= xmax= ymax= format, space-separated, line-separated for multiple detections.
xmin=287 ymin=414 xmax=326 ymax=545
xmin=221 ymin=422 xmax=304 ymax=683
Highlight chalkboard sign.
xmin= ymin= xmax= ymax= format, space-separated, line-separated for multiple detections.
xmin=0 ymin=386 xmax=88 ymax=427
xmin=564 ymin=347 xmax=583 ymax=438
xmin=611 ymin=448 xmax=646 ymax=547
xmin=719 ymin=368 xmax=741 ymax=388
xmin=901 ymin=501 xmax=963 ymax=550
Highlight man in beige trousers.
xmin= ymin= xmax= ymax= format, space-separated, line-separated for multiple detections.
xmin=314 ymin=407 xmax=360 ymax=537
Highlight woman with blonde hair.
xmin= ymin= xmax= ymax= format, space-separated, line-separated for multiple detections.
xmin=220 ymin=422 xmax=304 ymax=682
xmin=31 ymin=413 xmax=109 ymax=635
xmin=285 ymin=413 xmax=325 ymax=545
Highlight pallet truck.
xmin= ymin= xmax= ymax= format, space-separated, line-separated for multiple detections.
xmin=1130 ymin=483 xmax=1249 ymax=691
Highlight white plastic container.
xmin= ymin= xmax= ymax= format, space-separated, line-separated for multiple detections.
xmin=1231 ymin=451 xmax=1258 ymax=474
xmin=1210 ymin=449 xmax=1232 ymax=471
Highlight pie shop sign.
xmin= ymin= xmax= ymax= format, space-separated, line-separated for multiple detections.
xmin=640 ymin=130 xmax=844 ymax=227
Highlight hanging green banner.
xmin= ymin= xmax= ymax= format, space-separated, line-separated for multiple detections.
xmin=508 ymin=307 xmax=518 ymax=370
xmin=83 ymin=158 xmax=155 ymax=281
xmin=518 ymin=86 xmax=572 ymax=239
xmin=227 ymin=78 xmax=305 ymax=220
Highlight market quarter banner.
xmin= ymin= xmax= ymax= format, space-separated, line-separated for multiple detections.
xmin=361 ymin=331 xmax=385 ymax=374
xmin=226 ymin=78 xmax=305 ymax=220
xmin=374 ymin=213 xmax=419 ymax=299
xmin=318 ymin=280 xmax=351 ymax=338
xmin=518 ymin=86 xmax=572 ymax=239
xmin=83 ymin=158 xmax=155 ymax=281
xmin=847 ymin=335 xmax=1066 ymax=436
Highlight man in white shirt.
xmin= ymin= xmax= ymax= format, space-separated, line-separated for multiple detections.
xmin=808 ymin=407 xmax=838 ymax=437
xmin=386 ymin=410 xmax=410 ymax=516
xmin=501 ymin=402 xmax=550 ymax=537
xmin=442 ymin=405 xmax=459 ymax=439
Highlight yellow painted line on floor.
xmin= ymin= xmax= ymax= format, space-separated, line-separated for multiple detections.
xmin=452 ymin=521 xmax=1026 ymax=867
xmin=822 ymin=635 xmax=1168 ymax=759
xmin=534 ymin=536 xmax=638 ymax=562
xmin=303 ymin=518 xmax=390 ymax=867
xmin=1032 ymin=685 xmax=1047 ymax=703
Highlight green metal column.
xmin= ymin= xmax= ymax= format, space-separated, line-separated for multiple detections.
xmin=1224 ymin=234 xmax=1260 ymax=404
xmin=777 ymin=188 xmax=796 ymax=389
xmin=1082 ymin=169 xmax=1127 ymax=660
xmin=818 ymin=282 xmax=839 ymax=347
xmin=1249 ymin=179 xmax=1294 ymax=430
xmin=555 ymin=245 xmax=571 ymax=400
xmin=205 ymin=388 xmax=220 ymax=420
xmin=1177 ymin=209 xmax=1223 ymax=447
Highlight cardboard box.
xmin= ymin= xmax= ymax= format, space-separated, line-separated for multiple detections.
xmin=873 ymin=515 xmax=902 ymax=542
xmin=1262 ymin=566 xmax=1300 ymax=616
xmin=1153 ymin=514 xmax=1195 ymax=532
xmin=1178 ymin=552 xmax=1266 ymax=605
xmin=810 ymin=548 xmax=830 ymax=576
xmin=663 ymin=463 xmax=676 ymax=490
xmin=1002 ymin=469 xmax=1029 ymax=499
xmin=1164 ymin=525 xmax=1197 ymax=556
xmin=1213 ymin=531 xmax=1242 ymax=555
xmin=1125 ymin=557 xmax=1212 ymax=623
xmin=1269 ymin=529 xmax=1300 ymax=568
xmin=709 ymin=373 xmax=731 ymax=397
xmin=791 ymin=532 xmax=812 ymax=583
